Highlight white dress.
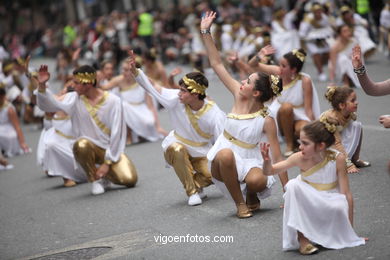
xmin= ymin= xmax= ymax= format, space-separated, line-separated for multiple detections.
xmin=36 ymin=117 xmax=53 ymax=167
xmin=43 ymin=115 xmax=87 ymax=183
xmin=207 ymin=108 xmax=276 ymax=201
xmin=268 ymin=73 xmax=321 ymax=123
xmin=0 ymin=102 xmax=23 ymax=157
xmin=120 ymin=83 xmax=163 ymax=142
xmin=283 ymin=150 xmax=365 ymax=250
xmin=334 ymin=38 xmax=361 ymax=88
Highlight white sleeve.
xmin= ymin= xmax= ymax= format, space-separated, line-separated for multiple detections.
xmin=35 ymin=89 xmax=77 ymax=114
xmin=105 ymin=98 xmax=126 ymax=162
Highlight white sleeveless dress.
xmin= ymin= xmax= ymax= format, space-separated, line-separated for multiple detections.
xmin=0 ymin=102 xmax=24 ymax=157
xmin=283 ymin=150 xmax=365 ymax=250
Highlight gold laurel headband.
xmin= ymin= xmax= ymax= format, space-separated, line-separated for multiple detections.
xmin=292 ymin=49 xmax=305 ymax=62
xmin=319 ymin=115 xmax=337 ymax=134
xmin=325 ymin=86 xmax=337 ymax=101
xmin=270 ymin=75 xmax=281 ymax=96
xmin=182 ymin=76 xmax=207 ymax=95
xmin=311 ymin=3 xmax=323 ymax=11
xmin=75 ymin=72 xmax=97 ymax=84
xmin=340 ymin=6 xmax=351 ymax=13
xmin=3 ymin=63 xmax=14 ymax=73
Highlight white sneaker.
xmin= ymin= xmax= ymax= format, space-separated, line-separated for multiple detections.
xmin=198 ymin=189 xmax=207 ymax=199
xmin=188 ymin=193 xmax=202 ymax=206
xmin=318 ymin=73 xmax=327 ymax=82
xmin=91 ymin=180 xmax=105 ymax=195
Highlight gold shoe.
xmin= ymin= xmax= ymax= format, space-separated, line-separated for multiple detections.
xmin=236 ymin=203 xmax=253 ymax=219
xmin=63 ymin=179 xmax=77 ymax=187
xmin=299 ymin=243 xmax=319 ymax=255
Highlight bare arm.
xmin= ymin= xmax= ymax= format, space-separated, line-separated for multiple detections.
xmin=336 ymin=153 xmax=354 ymax=225
xmin=200 ymin=12 xmax=241 ymax=95
xmin=302 ymin=76 xmax=314 ymax=121
xmin=329 ymin=44 xmax=339 ymax=83
xmin=260 ymin=142 xmax=299 ymax=175
xmin=100 ymin=76 xmax=122 ymax=90
xmin=248 ymin=45 xmax=281 ymax=75
xmin=8 ymin=107 xmax=29 ymax=152
xmin=168 ymin=67 xmax=182 ymax=89
xmin=352 ymin=45 xmax=390 ymax=96
xmin=263 ymin=117 xmax=289 ymax=189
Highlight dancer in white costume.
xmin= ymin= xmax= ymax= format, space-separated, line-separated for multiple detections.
xmin=101 ymin=60 xmax=167 ymax=143
xmin=322 ymin=86 xmax=370 ymax=174
xmin=260 ymin=120 xmax=365 ymax=255
xmin=36 ymin=112 xmax=53 ymax=171
xmin=249 ymin=46 xmax=320 ymax=157
xmin=299 ymin=3 xmax=333 ymax=81
xmin=0 ymin=86 xmax=30 ymax=157
xmin=35 ymin=65 xmax=137 ymax=195
xmin=329 ymin=25 xmax=361 ymax=87
xmin=127 ymin=51 xmax=225 ymax=206
xmin=201 ymin=12 xmax=288 ymax=218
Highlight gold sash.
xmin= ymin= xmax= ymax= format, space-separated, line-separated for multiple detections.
xmin=185 ymin=101 xmax=215 ymax=139
xmin=174 ymin=132 xmax=208 ymax=147
xmin=55 ymin=129 xmax=74 ymax=139
xmin=223 ymin=130 xmax=257 ymax=149
xmin=302 ymin=179 xmax=338 ymax=191
xmin=81 ymin=92 xmax=111 ymax=135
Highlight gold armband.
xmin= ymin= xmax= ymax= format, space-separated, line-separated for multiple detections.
xmin=104 ymin=159 xmax=113 ymax=165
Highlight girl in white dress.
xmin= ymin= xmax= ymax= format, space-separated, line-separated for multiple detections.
xmin=260 ymin=119 xmax=365 ymax=255
xmin=201 ymin=12 xmax=288 ymax=218
xmin=250 ymin=46 xmax=320 ymax=157
xmin=322 ymin=86 xmax=370 ymax=174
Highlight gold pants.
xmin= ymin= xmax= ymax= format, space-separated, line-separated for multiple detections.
xmin=164 ymin=142 xmax=212 ymax=196
xmin=73 ymin=138 xmax=137 ymax=187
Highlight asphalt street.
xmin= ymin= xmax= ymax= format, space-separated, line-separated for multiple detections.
xmin=0 ymin=52 xmax=389 ymax=260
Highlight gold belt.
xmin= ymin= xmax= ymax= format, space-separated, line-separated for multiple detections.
xmin=223 ymin=130 xmax=257 ymax=149
xmin=302 ymin=178 xmax=337 ymax=191
xmin=55 ymin=129 xmax=74 ymax=139
xmin=277 ymin=100 xmax=303 ymax=108
xmin=128 ymin=101 xmax=143 ymax=106
xmin=174 ymin=132 xmax=208 ymax=147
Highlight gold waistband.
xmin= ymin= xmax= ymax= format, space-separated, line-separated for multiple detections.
xmin=55 ymin=129 xmax=74 ymax=139
xmin=277 ymin=100 xmax=304 ymax=108
xmin=53 ymin=115 xmax=70 ymax=120
xmin=174 ymin=132 xmax=208 ymax=147
xmin=302 ymin=178 xmax=338 ymax=191
xmin=128 ymin=101 xmax=143 ymax=106
xmin=223 ymin=130 xmax=257 ymax=149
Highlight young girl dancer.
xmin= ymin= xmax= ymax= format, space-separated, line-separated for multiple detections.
xmin=322 ymin=86 xmax=370 ymax=173
xmin=260 ymin=119 xmax=365 ymax=255
xmin=201 ymin=12 xmax=288 ymax=218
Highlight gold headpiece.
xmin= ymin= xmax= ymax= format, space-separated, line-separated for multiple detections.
xmin=74 ymin=72 xmax=97 ymax=84
xmin=182 ymin=75 xmax=207 ymax=95
xmin=311 ymin=3 xmax=323 ymax=12
xmin=3 ymin=63 xmax=14 ymax=73
xmin=0 ymin=82 xmax=5 ymax=89
xmin=292 ymin=49 xmax=305 ymax=62
xmin=319 ymin=115 xmax=337 ymax=134
xmin=325 ymin=86 xmax=337 ymax=101
xmin=270 ymin=75 xmax=281 ymax=96
xmin=340 ymin=5 xmax=351 ymax=14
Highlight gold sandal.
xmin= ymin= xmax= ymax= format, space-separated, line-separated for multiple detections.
xmin=236 ymin=203 xmax=253 ymax=219
xmin=299 ymin=243 xmax=319 ymax=255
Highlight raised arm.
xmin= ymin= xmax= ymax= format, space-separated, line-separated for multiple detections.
xmin=100 ymin=76 xmax=122 ymax=90
xmin=248 ymin=45 xmax=281 ymax=75
xmin=352 ymin=45 xmax=390 ymax=96
xmin=200 ymin=11 xmax=241 ymax=94
xmin=260 ymin=142 xmax=298 ymax=176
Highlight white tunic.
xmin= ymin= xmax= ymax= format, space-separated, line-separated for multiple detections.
xmin=299 ymin=13 xmax=333 ymax=54
xmin=283 ymin=150 xmax=365 ymax=250
xmin=207 ymin=109 xmax=276 ymax=201
xmin=268 ymin=73 xmax=321 ymax=123
xmin=42 ymin=115 xmax=87 ymax=182
xmin=120 ymin=83 xmax=162 ymax=142
xmin=36 ymin=89 xmax=126 ymax=162
xmin=0 ymin=102 xmax=23 ymax=157
xmin=135 ymin=70 xmax=226 ymax=158
xmin=36 ymin=118 xmax=53 ymax=167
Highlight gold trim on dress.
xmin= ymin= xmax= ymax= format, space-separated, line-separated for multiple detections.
xmin=282 ymin=74 xmax=301 ymax=91
xmin=277 ymin=99 xmax=303 ymax=108
xmin=301 ymin=150 xmax=336 ymax=177
xmin=53 ymin=115 xmax=70 ymax=121
xmin=174 ymin=131 xmax=208 ymax=147
xmin=120 ymin=83 xmax=138 ymax=92
xmin=0 ymin=100 xmax=9 ymax=109
xmin=81 ymin=91 xmax=111 ymax=135
xmin=184 ymin=100 xmax=215 ymax=139
xmin=227 ymin=106 xmax=269 ymax=120
xmin=55 ymin=129 xmax=74 ymax=139
xmin=223 ymin=130 xmax=257 ymax=149
xmin=128 ymin=101 xmax=143 ymax=106
xmin=302 ymin=179 xmax=338 ymax=191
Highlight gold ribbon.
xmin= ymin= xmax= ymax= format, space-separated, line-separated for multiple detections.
xmin=223 ymin=130 xmax=257 ymax=149
xmin=53 ymin=115 xmax=70 ymax=121
xmin=184 ymin=101 xmax=215 ymax=139
xmin=301 ymin=150 xmax=336 ymax=178
xmin=120 ymin=83 xmax=138 ymax=92
xmin=302 ymin=179 xmax=338 ymax=191
xmin=55 ymin=129 xmax=74 ymax=139
xmin=174 ymin=131 xmax=208 ymax=147
xmin=81 ymin=92 xmax=111 ymax=135
xmin=227 ymin=107 xmax=268 ymax=120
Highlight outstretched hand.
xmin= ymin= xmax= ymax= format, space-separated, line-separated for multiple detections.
xmin=126 ymin=50 xmax=138 ymax=75
xmin=351 ymin=45 xmax=363 ymax=69
xmin=22 ymin=55 xmax=31 ymax=76
xmin=259 ymin=45 xmax=276 ymax=58
xmin=170 ymin=67 xmax=182 ymax=77
xmin=260 ymin=142 xmax=271 ymax=161
xmin=200 ymin=11 xmax=217 ymax=30
xmin=38 ymin=65 xmax=50 ymax=85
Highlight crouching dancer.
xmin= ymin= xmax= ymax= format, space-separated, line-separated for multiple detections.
xmin=35 ymin=64 xmax=137 ymax=195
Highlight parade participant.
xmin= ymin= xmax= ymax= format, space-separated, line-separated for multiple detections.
xmin=35 ymin=64 xmax=137 ymax=195
xmin=101 ymin=59 xmax=167 ymax=144
xmin=127 ymin=50 xmax=225 ymax=206
xmin=249 ymin=46 xmax=320 ymax=157
xmin=322 ymin=86 xmax=370 ymax=174
xmin=0 ymin=85 xmax=30 ymax=157
xmin=260 ymin=119 xmax=366 ymax=255
xmin=143 ymin=49 xmax=169 ymax=87
xmin=329 ymin=25 xmax=361 ymax=87
xmin=299 ymin=2 xmax=333 ymax=82
xmin=201 ymin=12 xmax=288 ymax=218
xmin=0 ymin=153 xmax=13 ymax=171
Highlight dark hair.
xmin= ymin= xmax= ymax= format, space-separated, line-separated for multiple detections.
xmin=0 ymin=87 xmax=6 ymax=96
xmin=143 ymin=48 xmax=157 ymax=62
xmin=73 ymin=65 xmax=97 ymax=87
xmin=254 ymin=72 xmax=283 ymax=103
xmin=283 ymin=48 xmax=306 ymax=73
xmin=178 ymin=71 xmax=208 ymax=100
xmin=303 ymin=120 xmax=336 ymax=147
xmin=325 ymin=86 xmax=354 ymax=111
xmin=336 ymin=24 xmax=351 ymax=35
